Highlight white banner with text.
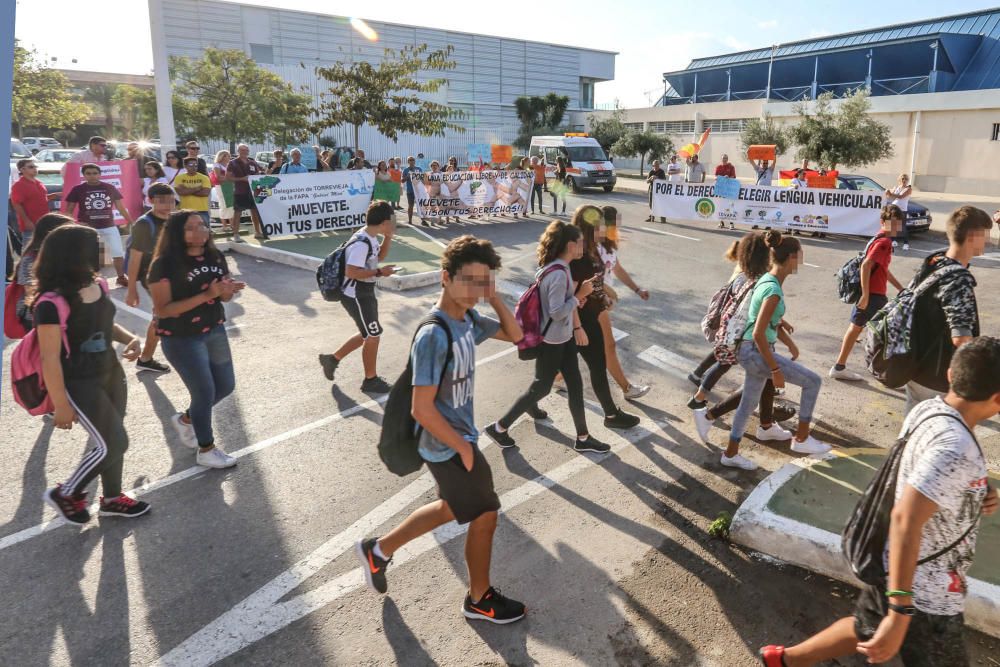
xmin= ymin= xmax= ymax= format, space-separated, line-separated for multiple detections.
xmin=411 ymin=170 xmax=532 ymax=218
xmin=650 ymin=180 xmax=883 ymax=236
xmin=248 ymin=170 xmax=376 ymax=237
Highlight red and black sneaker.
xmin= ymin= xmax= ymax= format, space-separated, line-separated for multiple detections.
xmin=99 ymin=494 xmax=151 ymax=518
xmin=462 ymin=587 xmax=526 ymax=624
xmin=759 ymin=645 xmax=787 ymax=667
xmin=44 ymin=485 xmax=90 ymax=524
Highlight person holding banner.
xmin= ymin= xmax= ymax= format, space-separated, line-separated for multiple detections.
xmin=278 ymin=148 xmax=309 ymax=174
xmin=645 ymin=160 xmax=666 ymax=223
xmin=714 ymin=154 xmax=736 ymax=179
xmin=227 ymin=144 xmax=266 ymax=242
xmin=211 ymin=150 xmax=234 ymax=233
xmin=402 ymin=156 xmax=423 ymax=225
xmin=318 ymin=201 xmax=397 ymax=395
xmin=388 ymin=158 xmax=403 ymax=209
xmin=530 ymin=156 xmax=546 ymax=216
xmin=550 ymin=156 xmax=568 ymax=215
xmin=666 ymin=155 xmax=684 ymax=183
xmin=64 ymin=163 xmax=134 ymax=288
xmin=62 ymin=136 xmax=109 ymax=177
xmin=423 ymin=160 xmax=444 ymax=224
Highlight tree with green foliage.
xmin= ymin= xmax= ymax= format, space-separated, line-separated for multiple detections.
xmin=314 ymin=44 xmax=464 ymax=151
xmin=739 ymin=112 xmax=791 ymax=160
xmin=82 ymin=83 xmax=119 ymax=136
xmin=112 ymin=85 xmax=159 ymax=139
xmin=170 ymin=48 xmax=313 ymax=152
xmin=513 ymin=93 xmax=570 ymax=149
xmin=11 ymin=42 xmax=90 ymax=137
xmin=587 ymin=106 xmax=627 ymax=158
xmin=789 ymin=89 xmax=894 ymax=170
xmin=612 ymin=130 xmax=673 ymax=174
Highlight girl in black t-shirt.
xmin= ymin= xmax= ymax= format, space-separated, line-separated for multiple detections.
xmin=36 ymin=225 xmax=150 ymax=523
xmin=568 ymin=205 xmax=640 ymax=431
xmin=149 ymin=210 xmax=245 ymax=469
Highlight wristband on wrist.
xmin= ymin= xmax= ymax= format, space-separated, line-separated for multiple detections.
xmin=574 ymin=327 xmax=582 ymax=331
xmin=770 ymin=367 xmax=780 ymax=373
xmin=887 ymin=603 xmax=917 ymax=616
xmin=885 ymin=589 xmax=913 ymax=598
xmin=374 ymin=267 xmax=382 ymax=278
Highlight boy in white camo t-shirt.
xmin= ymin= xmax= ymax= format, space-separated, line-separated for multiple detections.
xmin=760 ymin=337 xmax=999 ymax=667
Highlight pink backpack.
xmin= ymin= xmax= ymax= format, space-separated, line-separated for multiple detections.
xmin=514 ymin=264 xmax=571 ymax=360
xmin=10 ymin=280 xmax=108 ymax=416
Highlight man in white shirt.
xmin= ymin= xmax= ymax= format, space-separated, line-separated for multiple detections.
xmin=62 ymin=136 xmax=109 ymax=176
xmin=666 ymin=155 xmax=684 ymax=183
xmin=685 ymin=155 xmax=706 ymax=183
xmin=318 ymin=201 xmax=399 ymax=394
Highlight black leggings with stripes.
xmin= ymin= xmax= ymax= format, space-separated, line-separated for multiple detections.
xmin=63 ymin=364 xmax=129 ymax=499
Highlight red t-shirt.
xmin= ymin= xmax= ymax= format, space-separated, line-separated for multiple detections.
xmin=866 ymin=234 xmax=893 ymax=295
xmin=715 ymin=163 xmax=736 ymax=178
xmin=10 ymin=177 xmax=50 ymax=231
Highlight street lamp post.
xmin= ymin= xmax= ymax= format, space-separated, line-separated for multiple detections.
xmin=765 ymin=44 xmax=778 ymax=100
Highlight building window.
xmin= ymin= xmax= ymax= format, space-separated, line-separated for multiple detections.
xmin=579 ymin=79 xmax=595 ymax=110
xmin=992 ymin=123 xmax=1000 ymax=141
xmin=624 ymin=122 xmax=644 ymax=131
xmin=249 ymin=43 xmax=274 ymax=64
xmin=649 ymin=120 xmax=695 ymax=135
xmin=704 ymin=118 xmax=751 ymax=133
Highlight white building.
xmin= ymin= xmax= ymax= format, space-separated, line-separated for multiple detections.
xmin=148 ymin=0 xmax=616 ymax=160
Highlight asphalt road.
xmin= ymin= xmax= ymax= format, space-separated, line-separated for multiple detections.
xmin=2 ymin=187 xmax=999 ymax=666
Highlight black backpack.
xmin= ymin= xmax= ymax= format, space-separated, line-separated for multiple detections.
xmin=835 ymin=234 xmax=881 ymax=304
xmin=316 ymin=236 xmax=373 ymax=301
xmin=842 ymin=411 xmax=981 ymax=585
xmin=377 ymin=314 xmax=454 ymax=476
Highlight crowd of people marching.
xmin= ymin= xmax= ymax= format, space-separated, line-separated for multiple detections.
xmin=5 ymin=132 xmax=1000 ymax=664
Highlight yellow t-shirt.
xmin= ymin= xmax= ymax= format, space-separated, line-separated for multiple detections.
xmin=174 ymin=172 xmax=212 ymax=211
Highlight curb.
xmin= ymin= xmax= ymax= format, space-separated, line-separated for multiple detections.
xmin=730 ymin=455 xmax=1000 ymax=638
xmin=221 ymin=240 xmax=439 ymax=291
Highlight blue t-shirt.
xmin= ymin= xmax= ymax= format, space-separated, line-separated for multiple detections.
xmin=411 ymin=307 xmax=500 ymax=462
xmin=402 ymin=166 xmax=423 ymax=195
xmin=279 ymin=162 xmax=309 ymax=174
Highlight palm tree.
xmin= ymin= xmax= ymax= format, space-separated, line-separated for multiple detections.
xmin=83 ymin=83 xmax=119 ymax=136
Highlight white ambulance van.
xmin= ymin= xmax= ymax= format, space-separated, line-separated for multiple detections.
xmin=528 ymin=134 xmax=616 ymax=192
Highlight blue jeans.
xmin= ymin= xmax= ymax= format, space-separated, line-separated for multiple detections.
xmin=729 ymin=342 xmax=821 ymax=442
xmin=160 ymin=325 xmax=235 ymax=446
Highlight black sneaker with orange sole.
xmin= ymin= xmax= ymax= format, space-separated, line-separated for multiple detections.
xmin=356 ymin=538 xmax=390 ymax=594
xmin=44 ymin=485 xmax=90 ymax=524
xmin=462 ymin=587 xmax=526 ymax=624
xmin=99 ymin=494 xmax=151 ymax=518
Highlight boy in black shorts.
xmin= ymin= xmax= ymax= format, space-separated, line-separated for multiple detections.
xmin=356 ymin=235 xmax=527 ymax=624
xmin=761 ymin=338 xmax=1000 ymax=667
xmin=124 ymin=182 xmax=173 ymax=374
xmin=319 ymin=200 xmax=398 ymax=394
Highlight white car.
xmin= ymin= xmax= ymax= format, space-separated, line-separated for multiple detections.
xmin=32 ymin=148 xmax=78 ymax=165
xmin=21 ymin=137 xmax=62 ymax=153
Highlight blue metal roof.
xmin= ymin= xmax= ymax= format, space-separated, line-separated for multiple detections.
xmin=661 ymin=8 xmax=1000 ymax=102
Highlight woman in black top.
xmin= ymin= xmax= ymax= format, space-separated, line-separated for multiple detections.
xmin=646 ymin=160 xmax=666 ymax=222
xmin=149 ymin=210 xmax=245 ymax=469
xmin=569 ymin=205 xmax=641 ymax=430
xmin=37 ymin=225 xmax=150 ymax=523
xmin=550 ymin=156 xmax=568 ymax=214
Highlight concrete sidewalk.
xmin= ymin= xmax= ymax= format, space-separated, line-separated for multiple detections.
xmin=614 ymin=173 xmax=1000 ymax=238
xmin=730 ymin=450 xmax=1000 ymax=637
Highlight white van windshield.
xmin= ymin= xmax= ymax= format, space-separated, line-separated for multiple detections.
xmin=566 ymin=145 xmax=607 ymax=162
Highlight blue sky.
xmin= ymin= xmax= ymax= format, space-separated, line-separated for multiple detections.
xmin=13 ymin=0 xmax=1000 ymax=108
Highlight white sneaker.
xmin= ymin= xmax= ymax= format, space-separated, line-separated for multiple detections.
xmin=891 ymin=240 xmax=898 ymax=248
xmin=828 ymin=365 xmax=864 ymax=381
xmin=624 ymin=383 xmax=650 ymax=400
xmin=171 ymin=413 xmax=198 ymax=449
xmin=720 ymin=453 xmax=758 ymax=470
xmin=692 ymin=407 xmax=713 ymax=443
xmin=196 ymin=447 xmax=237 ymax=468
xmin=790 ymin=435 xmax=832 ymax=455
xmin=903 ymin=243 xmax=910 ymax=251
xmin=756 ymin=424 xmax=792 ymax=441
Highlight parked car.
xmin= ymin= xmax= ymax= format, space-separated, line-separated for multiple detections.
xmin=21 ymin=137 xmax=63 ymax=153
xmin=836 ymin=174 xmax=931 ymax=233
xmin=33 ymin=148 xmax=78 ymax=165
xmin=33 ymin=164 xmax=65 ymax=212
xmin=10 ymin=138 xmax=31 ymax=160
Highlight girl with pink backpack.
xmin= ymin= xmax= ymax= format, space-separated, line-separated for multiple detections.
xmin=24 ymin=225 xmax=150 ymax=523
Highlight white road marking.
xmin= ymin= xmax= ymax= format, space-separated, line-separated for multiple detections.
xmin=0 ymin=332 xmax=536 ymax=553
xmin=154 ymin=412 xmax=660 ymax=667
xmin=802 ymin=262 xmax=821 ymax=268
xmin=641 ymin=227 xmax=701 ymax=242
xmin=407 ymin=224 xmax=447 ymax=248
xmin=637 ymin=344 xmax=693 ymax=380
xmin=110 ymin=297 xmax=243 ymax=334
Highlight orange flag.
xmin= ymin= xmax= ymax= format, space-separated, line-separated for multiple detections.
xmin=678 ymin=128 xmax=712 ymax=158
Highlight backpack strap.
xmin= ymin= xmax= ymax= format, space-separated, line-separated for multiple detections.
xmin=899 ymin=411 xmax=984 ymax=566
xmin=408 ymin=314 xmax=457 ymax=399
xmin=34 ymin=292 xmax=72 ymax=358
